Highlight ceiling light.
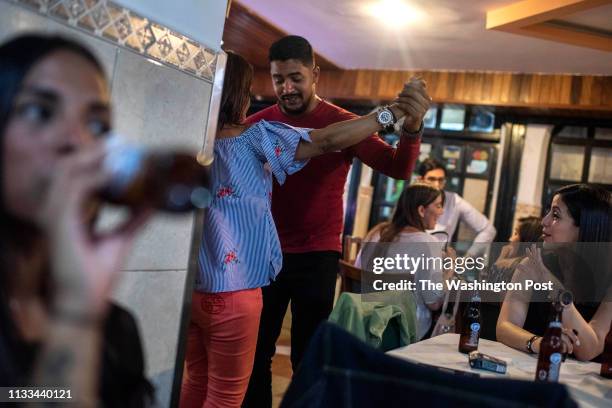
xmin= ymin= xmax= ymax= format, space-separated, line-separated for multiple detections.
xmin=363 ymin=0 xmax=425 ymax=29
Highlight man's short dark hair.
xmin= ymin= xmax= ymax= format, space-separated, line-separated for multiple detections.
xmin=269 ymin=35 xmax=314 ymax=67
xmin=418 ymin=158 xmax=446 ymax=177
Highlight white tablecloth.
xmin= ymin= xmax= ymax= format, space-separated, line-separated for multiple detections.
xmin=387 ymin=333 xmax=612 ymax=408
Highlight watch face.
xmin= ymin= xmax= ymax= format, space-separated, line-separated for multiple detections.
xmin=378 ymin=109 xmax=393 ymax=125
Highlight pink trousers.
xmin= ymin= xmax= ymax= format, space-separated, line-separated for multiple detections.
xmin=180 ymin=288 xmax=262 ymax=408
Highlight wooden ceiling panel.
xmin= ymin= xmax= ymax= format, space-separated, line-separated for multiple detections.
xmin=487 ymin=0 xmax=612 ymax=52
xmin=251 ymin=68 xmax=612 ymax=111
xmin=222 ymin=1 xmax=340 ymax=70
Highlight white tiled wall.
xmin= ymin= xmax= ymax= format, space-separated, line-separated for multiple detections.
xmin=0 ymin=2 xmax=48 ymax=40
xmin=111 ymin=47 xmax=212 ymax=151
xmin=112 ymin=270 xmax=189 ymax=407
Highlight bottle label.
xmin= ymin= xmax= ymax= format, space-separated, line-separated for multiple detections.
xmin=537 ymin=369 xmax=547 ymax=381
xmin=104 ymin=136 xmax=145 ymax=194
xmin=548 ymin=353 xmax=562 ymax=381
xmin=468 ymin=323 xmax=480 ymax=345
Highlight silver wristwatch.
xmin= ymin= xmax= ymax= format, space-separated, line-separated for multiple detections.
xmin=375 ymin=106 xmax=397 ymax=131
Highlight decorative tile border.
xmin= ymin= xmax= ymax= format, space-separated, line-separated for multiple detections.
xmin=8 ymin=0 xmax=218 ymax=81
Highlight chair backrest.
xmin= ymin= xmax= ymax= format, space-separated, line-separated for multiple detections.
xmin=338 ymin=259 xmax=363 ymax=293
xmin=342 ymin=235 xmax=363 ymax=263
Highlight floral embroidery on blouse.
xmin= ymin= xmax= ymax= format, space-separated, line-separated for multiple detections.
xmin=217 ymin=185 xmax=236 ymax=198
xmin=273 ymin=140 xmax=282 ymax=157
xmin=223 ymin=249 xmax=239 ymax=268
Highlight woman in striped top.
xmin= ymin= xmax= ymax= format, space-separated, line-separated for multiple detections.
xmin=180 ymin=51 xmax=431 ymax=408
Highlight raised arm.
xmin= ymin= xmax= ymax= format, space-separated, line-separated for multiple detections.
xmin=33 ymin=145 xmax=150 ymax=406
xmin=295 ymin=78 xmax=430 ymax=160
xmin=496 ymin=281 xmax=533 ymax=351
xmin=455 ymin=195 xmax=496 ymax=256
xmin=294 ymin=105 xmax=404 ymax=160
xmin=497 ymin=256 xmax=576 ymax=356
xmin=560 ymin=296 xmax=612 ymax=361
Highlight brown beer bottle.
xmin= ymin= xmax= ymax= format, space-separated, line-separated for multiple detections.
xmin=535 ymin=294 xmax=566 ymax=382
xmin=600 ymin=320 xmax=612 ymax=378
xmin=458 ymin=292 xmax=481 ymax=354
xmin=100 ymin=140 xmax=211 ymax=212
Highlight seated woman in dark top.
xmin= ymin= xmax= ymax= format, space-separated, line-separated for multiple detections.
xmin=0 ymin=34 xmax=153 ymax=406
xmin=478 ymin=216 xmax=542 ymax=340
xmin=496 ymin=184 xmax=612 ymax=361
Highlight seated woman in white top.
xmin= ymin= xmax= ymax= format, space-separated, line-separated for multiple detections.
xmin=356 ymin=183 xmax=453 ymax=340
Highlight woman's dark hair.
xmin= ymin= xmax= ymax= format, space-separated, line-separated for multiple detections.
xmin=377 ymin=183 xmax=445 ymax=243
xmin=218 ymin=51 xmax=253 ymax=130
xmin=0 ymin=34 xmax=105 ymax=139
xmin=513 ymin=216 xmax=543 ymax=257
xmin=516 ymin=216 xmax=543 ymax=243
xmin=269 ymin=35 xmax=314 ymax=67
xmin=0 ymin=34 xmax=105 ymax=215
xmin=418 ymin=158 xmax=446 ymax=177
xmin=554 ymin=184 xmax=611 ymax=242
xmin=0 ymin=34 xmax=105 ymax=384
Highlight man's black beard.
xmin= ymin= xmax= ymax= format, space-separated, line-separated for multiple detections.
xmin=280 ymin=93 xmax=311 ymax=115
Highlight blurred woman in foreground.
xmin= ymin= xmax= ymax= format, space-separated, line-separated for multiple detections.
xmin=0 ymin=34 xmax=153 ymax=406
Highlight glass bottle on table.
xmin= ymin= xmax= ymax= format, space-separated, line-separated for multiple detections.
xmin=458 ymin=291 xmax=481 ymax=354
xmin=535 ymin=291 xmax=572 ymax=382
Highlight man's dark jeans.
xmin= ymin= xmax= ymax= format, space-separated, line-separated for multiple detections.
xmin=243 ymin=251 xmax=339 ymax=408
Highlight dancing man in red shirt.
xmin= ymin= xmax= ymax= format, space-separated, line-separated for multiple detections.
xmin=243 ymin=36 xmax=430 ymax=407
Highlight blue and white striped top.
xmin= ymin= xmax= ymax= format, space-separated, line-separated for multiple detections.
xmin=196 ymin=120 xmax=311 ymax=293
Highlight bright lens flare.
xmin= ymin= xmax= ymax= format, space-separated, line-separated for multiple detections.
xmin=363 ymin=0 xmax=424 ymax=29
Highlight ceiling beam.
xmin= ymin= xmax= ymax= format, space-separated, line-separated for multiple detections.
xmin=486 ymin=0 xmax=612 ymax=52
xmin=522 ymin=22 xmax=612 ymax=51
xmin=486 ymin=0 xmax=610 ymax=29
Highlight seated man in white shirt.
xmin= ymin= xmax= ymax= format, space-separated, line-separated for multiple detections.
xmin=417 ymin=158 xmax=496 ymax=256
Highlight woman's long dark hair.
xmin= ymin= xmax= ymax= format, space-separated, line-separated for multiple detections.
xmin=554 ymin=184 xmax=611 ymax=242
xmin=0 ymin=34 xmax=105 ymax=383
xmin=217 ymin=50 xmax=253 ymax=130
xmin=515 ymin=216 xmax=543 ymax=257
xmin=549 ymin=184 xmax=612 ymax=303
xmin=376 ymin=183 xmax=444 ymax=243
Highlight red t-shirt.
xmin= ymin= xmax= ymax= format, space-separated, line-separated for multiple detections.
xmin=246 ymin=100 xmax=421 ymax=253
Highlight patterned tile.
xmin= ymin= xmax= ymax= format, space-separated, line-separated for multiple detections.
xmin=9 ymin=0 xmax=218 ymax=81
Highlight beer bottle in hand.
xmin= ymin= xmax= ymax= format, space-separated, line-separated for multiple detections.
xmin=458 ymin=292 xmax=481 ymax=354
xmin=535 ymin=292 xmax=568 ymax=382
xmin=600 ymin=320 xmax=612 ymax=378
xmin=101 ymin=137 xmax=211 ymax=212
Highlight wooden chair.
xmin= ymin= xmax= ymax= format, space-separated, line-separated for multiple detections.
xmin=338 ymin=259 xmax=363 ymax=293
xmin=338 ymin=235 xmax=364 ymax=293
xmin=342 ymin=235 xmax=362 ymax=263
